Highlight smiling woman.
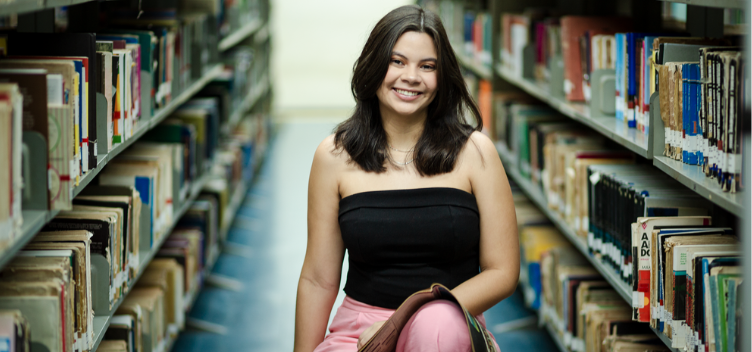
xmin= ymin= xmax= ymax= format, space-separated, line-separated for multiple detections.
xmin=294 ymin=5 xmax=519 ymax=352
xmin=335 ymin=4 xmax=482 ymax=175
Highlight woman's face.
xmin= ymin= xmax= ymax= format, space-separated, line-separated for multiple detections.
xmin=376 ymin=31 xmax=438 ymax=120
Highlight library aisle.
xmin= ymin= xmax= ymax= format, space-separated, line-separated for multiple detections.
xmin=173 ymin=120 xmax=335 ymax=351
xmin=171 ymin=117 xmax=558 ymax=351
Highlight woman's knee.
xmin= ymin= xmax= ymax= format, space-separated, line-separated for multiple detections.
xmin=396 ymin=300 xmax=470 ymax=352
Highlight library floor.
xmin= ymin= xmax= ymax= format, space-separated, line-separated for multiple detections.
xmin=173 ymin=120 xmax=560 ymax=351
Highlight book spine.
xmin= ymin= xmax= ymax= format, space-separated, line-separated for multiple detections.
xmin=636 ymin=221 xmax=651 ymax=322
xmin=627 ymin=33 xmax=636 ymax=128
xmin=615 ymin=34 xmax=623 ymax=122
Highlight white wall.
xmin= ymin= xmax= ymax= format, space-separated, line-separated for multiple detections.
xmin=271 ymin=0 xmax=411 ymax=111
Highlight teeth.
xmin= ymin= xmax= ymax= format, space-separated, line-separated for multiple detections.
xmin=395 ymin=89 xmax=419 ymax=96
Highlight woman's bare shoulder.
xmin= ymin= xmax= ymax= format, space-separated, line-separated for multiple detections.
xmin=462 ymin=131 xmax=499 ymax=164
xmin=313 ymin=134 xmax=350 ymax=170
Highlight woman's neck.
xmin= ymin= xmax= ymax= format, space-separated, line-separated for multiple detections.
xmin=380 ymin=109 xmax=426 ymax=151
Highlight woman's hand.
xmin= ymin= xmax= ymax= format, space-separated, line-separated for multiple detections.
xmin=357 ymin=320 xmax=386 ymax=350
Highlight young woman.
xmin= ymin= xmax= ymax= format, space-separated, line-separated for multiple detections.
xmin=294 ymin=5 xmax=518 ymax=351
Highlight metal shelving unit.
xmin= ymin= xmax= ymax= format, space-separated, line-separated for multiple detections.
xmin=89 ymin=158 xmax=217 ymax=352
xmin=224 ymin=74 xmax=269 ymax=134
xmin=87 ymin=66 xmax=269 ymax=351
xmin=495 ymin=65 xmax=652 ymax=158
xmin=653 ymin=156 xmax=744 ymax=217
xmin=218 ymin=17 xmax=264 ymax=52
xmin=0 ymin=0 xmax=272 ymax=350
xmin=446 ymin=0 xmax=749 ymax=350
xmin=497 ymin=143 xmax=632 ymax=303
xmin=2 ymin=63 xmax=224 ymax=275
xmin=498 ymin=142 xmax=687 ymax=351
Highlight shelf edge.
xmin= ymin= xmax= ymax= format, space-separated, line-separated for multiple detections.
xmin=218 ymin=18 xmax=264 ymax=52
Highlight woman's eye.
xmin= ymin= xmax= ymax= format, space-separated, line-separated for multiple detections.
xmin=391 ymin=59 xmax=403 ymax=65
xmin=422 ymin=65 xmax=435 ymax=70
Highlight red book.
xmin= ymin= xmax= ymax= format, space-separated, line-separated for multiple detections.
xmin=560 ymin=16 xmax=631 ymax=102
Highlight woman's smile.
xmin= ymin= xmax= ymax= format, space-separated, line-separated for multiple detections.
xmin=392 ymin=87 xmax=422 ymax=100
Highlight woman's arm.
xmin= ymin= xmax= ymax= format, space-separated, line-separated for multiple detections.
xmin=451 ymin=132 xmax=520 ymax=316
xmin=294 ymin=136 xmax=347 ymax=352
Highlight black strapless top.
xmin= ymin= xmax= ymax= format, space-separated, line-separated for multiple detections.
xmin=338 ymin=187 xmax=480 ymax=309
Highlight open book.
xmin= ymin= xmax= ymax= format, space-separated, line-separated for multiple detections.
xmin=358 ymin=283 xmax=497 ymax=352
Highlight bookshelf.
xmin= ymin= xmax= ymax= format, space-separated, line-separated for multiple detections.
xmin=85 ymin=72 xmax=270 ymax=351
xmin=495 ymin=65 xmax=652 ymax=159
xmin=89 ymin=158 xmax=217 ymax=352
xmin=2 ymin=63 xmax=224 ymax=274
xmin=653 ymin=156 xmax=745 ymax=216
xmin=431 ymin=0 xmax=751 ymax=349
xmin=497 ymin=143 xmax=632 ymax=302
xmin=224 ymin=73 xmax=269 ymax=134
xmin=0 ymin=1 xmax=273 ymax=350
xmin=3 ymin=63 xmax=224 ymax=273
xmin=500 ymin=141 xmax=687 ymax=352
xmin=218 ymin=17 xmax=264 ymax=52
xmin=73 ymin=64 xmax=225 ymax=199
xmin=455 ymin=50 xmax=492 ymax=80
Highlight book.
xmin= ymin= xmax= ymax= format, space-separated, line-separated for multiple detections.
xmin=8 ymin=33 xmax=99 ymax=170
xmin=664 ymin=238 xmax=737 ymax=346
xmin=560 ymin=16 xmax=630 ymax=102
xmin=3 ymin=254 xmax=77 ymax=352
xmin=137 ymin=259 xmax=185 ymax=330
xmin=0 ymin=310 xmax=30 ymax=352
xmin=632 ymin=217 xmax=711 ymax=322
xmin=0 ymin=70 xmax=52 ymax=207
xmin=31 ymin=230 xmax=94 ymax=350
xmin=0 ymin=281 xmax=67 ymax=352
xmin=103 ymin=315 xmax=135 ymax=352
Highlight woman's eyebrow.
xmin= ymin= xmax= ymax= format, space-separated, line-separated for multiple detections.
xmin=392 ymin=51 xmax=437 ymax=62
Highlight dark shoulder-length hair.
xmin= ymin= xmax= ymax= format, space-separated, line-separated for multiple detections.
xmin=333 ymin=4 xmax=482 ymax=176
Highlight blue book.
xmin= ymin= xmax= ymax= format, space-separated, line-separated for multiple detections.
xmin=528 ymin=262 xmax=542 ymax=309
xmin=626 ymin=33 xmax=636 ymax=128
xmin=615 ymin=33 xmax=625 ymax=122
xmin=627 ymin=33 xmax=663 ymax=129
xmin=691 ymin=64 xmax=701 ymax=165
xmin=72 ymin=60 xmax=84 ymax=162
xmin=687 ymin=64 xmax=699 ymax=165
xmin=463 ymin=12 xmax=474 ymax=45
xmin=727 ymin=278 xmax=738 ymax=352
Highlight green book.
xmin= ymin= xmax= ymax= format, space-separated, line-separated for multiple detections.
xmin=718 ymin=274 xmax=740 ymax=352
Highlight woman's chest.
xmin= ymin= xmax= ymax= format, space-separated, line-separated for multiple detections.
xmin=339 ymin=203 xmax=480 ymax=264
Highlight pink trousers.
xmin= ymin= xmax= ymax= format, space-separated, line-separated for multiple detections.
xmin=314 ymin=296 xmax=500 ymax=352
